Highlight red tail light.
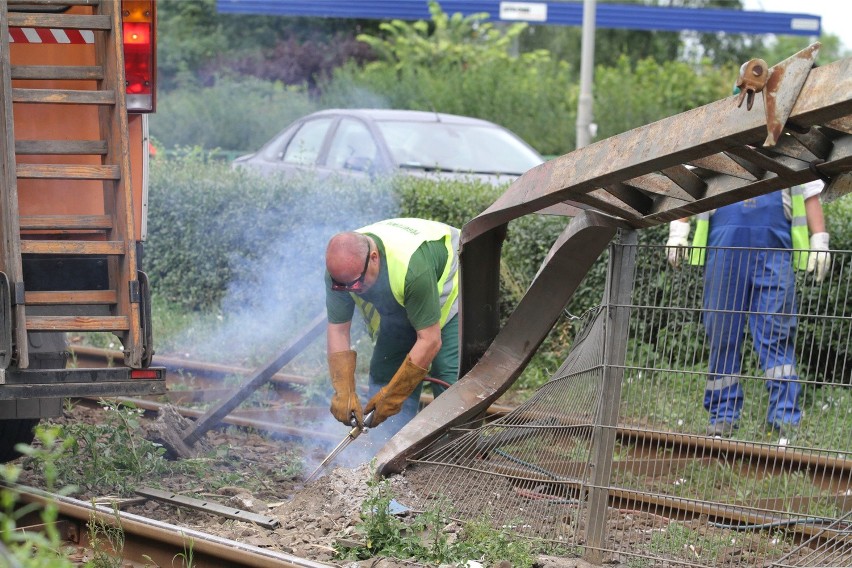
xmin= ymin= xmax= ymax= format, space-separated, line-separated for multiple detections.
xmin=131 ymin=369 xmax=162 ymax=380
xmin=122 ymin=0 xmax=156 ymax=113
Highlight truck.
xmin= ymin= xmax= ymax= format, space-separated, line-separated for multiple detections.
xmin=0 ymin=0 xmax=165 ymax=461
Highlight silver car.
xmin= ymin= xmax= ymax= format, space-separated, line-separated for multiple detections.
xmin=232 ymin=109 xmax=544 ymax=184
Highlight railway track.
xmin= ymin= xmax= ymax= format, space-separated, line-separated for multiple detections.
xmin=69 ymin=345 xmax=511 ymax=445
xmin=10 ymin=484 xmax=331 ymax=568
xmin=67 ymin=346 xmax=852 ymax=539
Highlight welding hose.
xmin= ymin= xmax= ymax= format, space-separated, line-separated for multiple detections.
xmin=423 ymin=376 xmax=452 ymax=389
xmin=709 ymin=518 xmax=852 ymax=532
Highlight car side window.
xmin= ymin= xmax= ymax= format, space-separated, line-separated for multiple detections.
xmin=326 ymin=119 xmax=377 ymax=170
xmin=282 ymin=118 xmax=334 ymax=165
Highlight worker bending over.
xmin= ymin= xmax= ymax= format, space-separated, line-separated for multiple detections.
xmin=324 ymin=218 xmax=460 ymax=444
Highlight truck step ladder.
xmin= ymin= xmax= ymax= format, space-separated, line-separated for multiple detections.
xmin=0 ymin=0 xmax=144 ymax=368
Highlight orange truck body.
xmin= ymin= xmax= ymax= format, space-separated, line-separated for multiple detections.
xmin=0 ymin=0 xmax=164 ymax=459
xmin=10 ymin=6 xmax=150 ymax=241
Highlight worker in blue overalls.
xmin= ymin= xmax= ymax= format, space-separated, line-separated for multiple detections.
xmin=666 ymin=181 xmax=830 ymax=439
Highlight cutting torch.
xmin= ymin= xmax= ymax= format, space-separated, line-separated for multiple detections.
xmin=305 ymin=410 xmax=375 ymax=483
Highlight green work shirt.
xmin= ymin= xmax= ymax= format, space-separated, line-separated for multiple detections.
xmin=325 ymin=233 xmax=449 ymax=379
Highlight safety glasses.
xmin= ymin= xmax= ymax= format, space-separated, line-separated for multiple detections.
xmin=330 ymin=245 xmax=371 ymax=292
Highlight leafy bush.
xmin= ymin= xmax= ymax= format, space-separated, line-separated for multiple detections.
xmin=150 ymin=78 xmax=317 ymax=153
xmin=146 ymin=151 xmax=398 ymax=313
xmin=318 ymin=2 xmax=578 ymax=157
xmin=796 ymin=196 xmax=852 ymax=383
xmin=201 ymin=34 xmax=375 ymax=92
xmin=594 ymin=56 xmax=734 ymax=139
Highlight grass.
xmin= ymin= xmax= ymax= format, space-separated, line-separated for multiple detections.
xmin=22 ymin=400 xmax=304 ymax=499
xmin=85 ymin=504 xmax=126 ymax=568
xmin=648 ymin=521 xmax=731 ymax=564
xmin=619 ymin=350 xmax=852 ymax=454
xmin=338 ymin=472 xmax=537 ymax=567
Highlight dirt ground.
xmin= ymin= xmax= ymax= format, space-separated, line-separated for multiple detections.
xmin=13 ymin=403 xmax=815 ymax=568
xmin=12 ymin=403 xmax=604 ymax=567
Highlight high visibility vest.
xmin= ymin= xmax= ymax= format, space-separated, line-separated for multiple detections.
xmin=689 ymin=186 xmax=810 ymax=269
xmin=352 ymin=218 xmax=460 ymax=339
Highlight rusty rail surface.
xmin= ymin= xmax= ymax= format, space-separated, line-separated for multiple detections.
xmin=12 ymin=484 xmax=331 ymax=568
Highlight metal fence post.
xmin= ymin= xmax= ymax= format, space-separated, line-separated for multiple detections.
xmin=583 ymin=229 xmax=638 ymax=564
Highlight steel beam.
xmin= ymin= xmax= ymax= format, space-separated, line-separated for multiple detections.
xmin=376 ymin=211 xmax=619 ymax=474
xmin=461 ymin=55 xmax=852 ymax=242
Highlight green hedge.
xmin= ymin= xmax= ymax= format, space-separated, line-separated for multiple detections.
xmin=147 ymin=158 xmax=570 ymax=315
xmin=146 ymin=151 xmax=398 ymax=313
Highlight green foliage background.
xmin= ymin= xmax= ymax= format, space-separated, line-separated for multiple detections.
xmin=144 ymin=1 xmax=852 ymax=385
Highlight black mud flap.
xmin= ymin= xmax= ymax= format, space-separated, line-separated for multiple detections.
xmin=138 ymin=271 xmax=154 ymax=368
xmin=0 ymin=272 xmax=13 ymax=370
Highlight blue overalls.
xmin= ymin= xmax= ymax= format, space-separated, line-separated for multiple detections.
xmin=703 ymin=191 xmax=801 ymax=430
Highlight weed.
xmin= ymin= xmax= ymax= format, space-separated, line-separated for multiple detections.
xmin=26 ymin=401 xmax=200 ymax=497
xmin=338 ymin=473 xmax=535 ymax=567
xmin=46 ymin=401 xmax=170 ymax=495
xmin=1 ymin=428 xmax=77 ymax=567
xmin=173 ymin=535 xmax=196 ymax=568
xmin=456 ymin=514 xmax=536 ymax=567
xmin=85 ymin=503 xmax=125 ymax=568
xmin=626 ymin=556 xmax=651 ymax=568
xmin=649 ymin=521 xmax=728 ymax=562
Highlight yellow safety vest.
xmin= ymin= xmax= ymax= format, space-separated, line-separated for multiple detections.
xmin=689 ymin=186 xmax=810 ymax=269
xmin=352 ymin=218 xmax=460 ymax=339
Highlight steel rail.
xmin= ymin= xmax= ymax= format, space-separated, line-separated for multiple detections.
xmin=66 ymin=345 xmax=852 ymax=535
xmin=11 ymin=484 xmax=332 ymax=568
xmin=71 ymin=346 xmax=852 ymax=484
xmin=69 ymin=346 xmax=513 ymax=440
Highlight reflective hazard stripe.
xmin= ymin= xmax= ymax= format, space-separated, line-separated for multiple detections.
xmin=765 ymin=364 xmax=797 ymax=379
xmin=706 ymin=375 xmax=739 ymax=391
xmin=9 ymin=28 xmax=95 ymax=44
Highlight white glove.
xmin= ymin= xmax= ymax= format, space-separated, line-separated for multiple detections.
xmin=807 ymin=232 xmax=831 ymax=282
xmin=666 ymin=220 xmax=691 ymax=268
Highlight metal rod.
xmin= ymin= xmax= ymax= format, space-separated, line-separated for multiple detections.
xmin=181 ymin=311 xmax=327 ymax=447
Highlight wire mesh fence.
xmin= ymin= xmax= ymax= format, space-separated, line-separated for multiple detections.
xmin=403 ymin=234 xmax=852 ymax=567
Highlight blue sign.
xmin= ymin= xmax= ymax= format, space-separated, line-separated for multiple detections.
xmin=216 ymin=0 xmax=821 ymax=36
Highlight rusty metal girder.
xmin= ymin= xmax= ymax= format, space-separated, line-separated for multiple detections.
xmin=374 ymin=48 xmax=852 ymax=477
xmin=376 ymin=212 xmax=618 ymax=474
xmin=464 ymin=54 xmax=851 ymax=240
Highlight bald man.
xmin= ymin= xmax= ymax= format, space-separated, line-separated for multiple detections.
xmin=325 ymin=218 xmax=461 ymax=439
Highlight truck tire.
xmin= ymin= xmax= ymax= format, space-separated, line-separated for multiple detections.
xmin=0 ymin=419 xmax=39 ymax=463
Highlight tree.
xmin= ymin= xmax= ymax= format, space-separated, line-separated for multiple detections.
xmin=758 ymin=33 xmax=847 ymax=66
xmin=156 ymin=0 xmax=381 ymax=89
xmin=356 ymin=0 xmax=529 ymax=71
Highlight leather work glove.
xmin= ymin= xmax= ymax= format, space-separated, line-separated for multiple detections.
xmin=665 ymin=220 xmax=691 ymax=268
xmin=329 ymin=350 xmax=363 ymax=427
xmin=364 ymin=356 xmax=428 ymax=427
xmin=807 ymin=232 xmax=831 ymax=283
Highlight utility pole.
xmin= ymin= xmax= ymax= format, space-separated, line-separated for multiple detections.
xmin=576 ymin=0 xmax=596 ymax=148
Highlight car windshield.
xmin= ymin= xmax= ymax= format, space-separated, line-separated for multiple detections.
xmin=376 ymin=120 xmax=543 ymax=175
